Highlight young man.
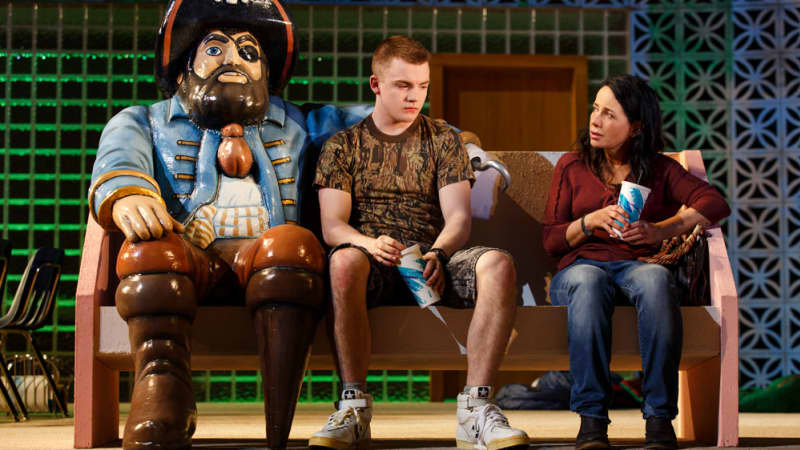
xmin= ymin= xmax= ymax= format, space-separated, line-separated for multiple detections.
xmin=311 ymin=35 xmax=529 ymax=450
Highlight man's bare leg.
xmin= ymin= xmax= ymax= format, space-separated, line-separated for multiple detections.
xmin=310 ymin=247 xmax=374 ymax=449
xmin=456 ymin=250 xmax=528 ymax=450
xmin=456 ymin=250 xmax=527 ymax=449
xmin=465 ymin=250 xmax=518 ymax=386
xmin=329 ymin=247 xmax=372 ymax=385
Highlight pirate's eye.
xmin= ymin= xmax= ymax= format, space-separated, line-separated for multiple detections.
xmin=205 ymin=46 xmax=222 ymax=56
xmin=239 ymin=45 xmax=259 ymax=62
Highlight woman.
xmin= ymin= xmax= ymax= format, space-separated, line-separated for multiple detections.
xmin=543 ymin=74 xmax=730 ymax=450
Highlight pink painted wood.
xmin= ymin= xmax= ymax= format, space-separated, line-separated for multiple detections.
xmin=74 ymin=218 xmax=120 ymax=448
xmin=676 ymin=150 xmax=739 ymax=447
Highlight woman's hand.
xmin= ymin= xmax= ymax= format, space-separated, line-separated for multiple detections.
xmin=368 ymin=235 xmax=405 ymax=266
xmin=586 ymin=205 xmax=629 ymax=237
xmin=621 ymin=221 xmax=665 ymax=245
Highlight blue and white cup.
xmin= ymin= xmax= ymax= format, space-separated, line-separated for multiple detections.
xmin=397 ymin=244 xmax=441 ymax=308
xmin=614 ymin=181 xmax=651 ymax=239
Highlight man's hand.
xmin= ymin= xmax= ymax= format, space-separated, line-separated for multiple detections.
xmin=422 ymin=251 xmax=445 ymax=296
xmin=112 ymin=195 xmax=185 ymax=242
xmin=586 ymin=205 xmax=629 ymax=237
xmin=367 ymin=235 xmax=405 ymax=266
xmin=621 ymin=220 xmax=665 ymax=245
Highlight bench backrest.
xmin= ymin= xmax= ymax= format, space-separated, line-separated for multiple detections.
xmin=81 ymin=151 xmax=701 ymax=310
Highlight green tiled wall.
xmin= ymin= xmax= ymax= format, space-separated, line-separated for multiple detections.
xmin=1 ymin=2 xmax=628 ymax=402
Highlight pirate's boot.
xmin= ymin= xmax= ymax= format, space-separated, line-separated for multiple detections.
xmin=236 ymin=224 xmax=326 ymax=449
xmin=115 ymin=232 xmax=217 ymax=449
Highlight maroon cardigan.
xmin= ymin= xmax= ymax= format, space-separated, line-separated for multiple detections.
xmin=543 ymin=152 xmax=731 ymax=271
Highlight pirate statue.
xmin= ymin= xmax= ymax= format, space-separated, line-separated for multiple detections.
xmin=88 ymin=0 xmax=361 ymax=448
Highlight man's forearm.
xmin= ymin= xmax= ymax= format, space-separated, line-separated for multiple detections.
xmin=321 ymin=219 xmax=376 ymax=249
xmin=429 ymin=218 xmax=471 ymax=257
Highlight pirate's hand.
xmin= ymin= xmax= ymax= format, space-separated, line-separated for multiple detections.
xmin=112 ymin=195 xmax=185 ymax=242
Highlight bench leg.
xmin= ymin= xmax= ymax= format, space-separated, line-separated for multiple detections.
xmin=677 ymin=356 xmax=719 ymax=445
xmin=429 ymin=371 xmax=445 ymax=402
xmin=74 ymin=358 xmax=119 ymax=448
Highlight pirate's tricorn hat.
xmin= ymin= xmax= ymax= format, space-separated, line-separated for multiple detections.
xmin=155 ymin=0 xmax=297 ymax=97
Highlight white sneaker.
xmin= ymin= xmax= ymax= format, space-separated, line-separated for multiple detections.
xmin=456 ymin=386 xmax=529 ymax=450
xmin=309 ymin=389 xmax=372 ymax=449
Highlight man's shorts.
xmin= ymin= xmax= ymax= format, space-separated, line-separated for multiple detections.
xmin=329 ymin=243 xmax=511 ymax=309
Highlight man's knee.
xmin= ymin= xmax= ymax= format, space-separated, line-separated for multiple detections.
xmin=475 ymin=250 xmax=517 ymax=303
xmin=329 ymin=247 xmax=370 ymax=289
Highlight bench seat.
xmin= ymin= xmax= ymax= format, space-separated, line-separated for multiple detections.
xmin=75 ymin=150 xmax=738 ymax=448
xmin=95 ymin=305 xmax=721 ymax=372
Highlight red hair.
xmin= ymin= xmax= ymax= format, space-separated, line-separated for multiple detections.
xmin=371 ymin=35 xmax=430 ymax=76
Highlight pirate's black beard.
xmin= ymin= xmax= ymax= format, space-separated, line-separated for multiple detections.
xmin=178 ymin=63 xmax=269 ymax=130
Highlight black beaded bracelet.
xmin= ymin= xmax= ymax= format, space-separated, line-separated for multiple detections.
xmin=430 ymin=247 xmax=450 ymax=266
xmin=581 ymin=215 xmax=593 ymax=237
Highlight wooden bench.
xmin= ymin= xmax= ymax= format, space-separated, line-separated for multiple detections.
xmin=74 ymin=150 xmax=738 ymax=448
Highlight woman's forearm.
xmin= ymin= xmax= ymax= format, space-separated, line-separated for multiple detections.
xmin=655 ymin=207 xmax=711 ymax=240
xmin=565 ymin=217 xmax=590 ymax=249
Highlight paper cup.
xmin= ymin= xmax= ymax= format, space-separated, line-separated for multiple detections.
xmin=397 ymin=244 xmax=441 ymax=308
xmin=614 ymin=181 xmax=651 ymax=239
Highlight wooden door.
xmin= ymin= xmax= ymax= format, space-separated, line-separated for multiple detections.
xmin=430 ymin=54 xmax=588 ymax=151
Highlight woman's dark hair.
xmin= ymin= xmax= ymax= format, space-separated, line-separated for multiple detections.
xmin=578 ymin=74 xmax=664 ymax=185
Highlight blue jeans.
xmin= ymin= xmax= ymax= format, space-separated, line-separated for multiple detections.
xmin=549 ymin=258 xmax=682 ymax=421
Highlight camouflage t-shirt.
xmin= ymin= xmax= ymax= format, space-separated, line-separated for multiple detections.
xmin=314 ymin=114 xmax=474 ymax=248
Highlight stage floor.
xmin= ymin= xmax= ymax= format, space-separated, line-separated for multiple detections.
xmin=1 ymin=402 xmax=799 ymax=449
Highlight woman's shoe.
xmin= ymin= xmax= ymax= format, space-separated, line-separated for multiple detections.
xmin=644 ymin=416 xmax=678 ymax=449
xmin=576 ymin=415 xmax=610 ymax=450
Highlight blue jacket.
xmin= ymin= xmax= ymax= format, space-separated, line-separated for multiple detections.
xmin=90 ymin=95 xmax=370 ymax=231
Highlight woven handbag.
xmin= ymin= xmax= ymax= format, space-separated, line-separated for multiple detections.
xmin=638 ymin=224 xmax=710 ymax=306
